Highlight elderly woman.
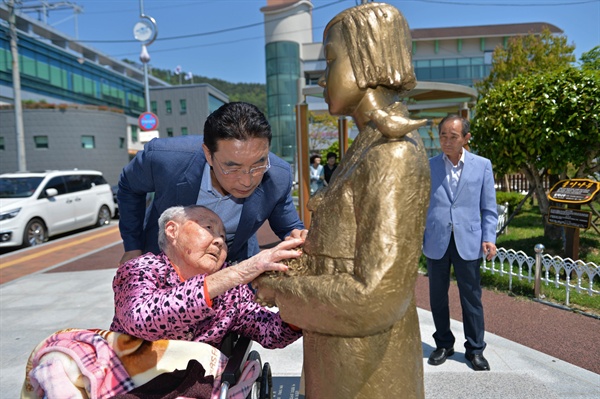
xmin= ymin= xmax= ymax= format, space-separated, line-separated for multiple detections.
xmin=255 ymin=3 xmax=429 ymax=398
xmin=110 ymin=205 xmax=303 ymax=349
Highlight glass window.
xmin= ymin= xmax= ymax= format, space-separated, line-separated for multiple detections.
xmin=42 ymin=176 xmax=67 ymax=197
xmin=444 ymin=59 xmax=458 ymax=67
xmin=84 ymin=77 xmax=95 ymax=96
xmin=21 ymin=54 xmax=36 ymax=77
xmin=484 ymin=51 xmax=494 ymax=65
xmin=36 ymin=54 xmax=49 ymax=80
xmin=180 ymin=99 xmax=187 ymax=114
xmin=65 ymin=175 xmax=92 ymax=192
xmin=34 ymin=136 xmax=49 ymax=149
xmin=208 ymin=94 xmax=225 ymax=113
xmin=90 ymin=175 xmax=108 ymax=186
xmin=81 ymin=135 xmax=95 ymax=149
xmin=0 ymin=136 xmax=4 ymax=150
xmin=165 ymin=100 xmax=172 ymax=114
xmin=119 ymin=137 xmax=125 ymax=149
xmin=73 ymin=73 xmax=84 ymax=93
xmin=181 ymin=127 xmax=188 ymax=136
xmin=131 ymin=126 xmax=138 ymax=143
xmin=167 ymin=128 xmax=173 ymax=137
xmin=0 ymin=47 xmax=10 ymax=72
xmin=50 ymin=65 xmax=65 ymax=88
xmin=151 ymin=101 xmax=157 ymax=114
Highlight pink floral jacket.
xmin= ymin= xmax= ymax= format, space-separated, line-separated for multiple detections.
xmin=110 ymin=252 xmax=301 ymax=349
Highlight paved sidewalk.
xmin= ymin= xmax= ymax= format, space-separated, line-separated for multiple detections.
xmin=1 ymin=267 xmax=598 ymax=398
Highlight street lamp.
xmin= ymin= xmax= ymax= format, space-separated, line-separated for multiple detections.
xmin=134 ymin=1 xmax=157 ymax=113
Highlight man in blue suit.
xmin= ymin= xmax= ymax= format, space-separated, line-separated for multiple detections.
xmin=423 ymin=115 xmax=498 ymax=371
xmin=117 ymin=102 xmax=306 ymax=265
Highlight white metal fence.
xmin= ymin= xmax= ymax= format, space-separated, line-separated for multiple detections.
xmin=481 ymin=246 xmax=600 ymax=306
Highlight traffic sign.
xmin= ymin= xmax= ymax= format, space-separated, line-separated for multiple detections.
xmin=139 ymin=112 xmax=159 ymax=131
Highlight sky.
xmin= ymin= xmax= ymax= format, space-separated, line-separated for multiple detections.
xmin=21 ymin=0 xmax=600 ymax=84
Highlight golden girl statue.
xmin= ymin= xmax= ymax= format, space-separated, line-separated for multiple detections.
xmin=256 ymin=3 xmax=430 ymax=398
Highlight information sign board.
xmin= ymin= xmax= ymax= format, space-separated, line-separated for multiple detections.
xmin=138 ymin=112 xmax=159 ymax=131
xmin=547 ymin=179 xmax=599 ymax=204
xmin=547 ymin=206 xmax=591 ymax=229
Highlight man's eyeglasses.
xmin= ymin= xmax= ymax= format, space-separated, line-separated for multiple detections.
xmin=212 ymin=155 xmax=271 ymax=177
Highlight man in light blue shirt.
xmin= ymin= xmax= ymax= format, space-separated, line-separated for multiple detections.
xmin=423 ymin=115 xmax=498 ymax=371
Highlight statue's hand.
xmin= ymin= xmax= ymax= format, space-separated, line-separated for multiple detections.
xmin=253 ymin=275 xmax=277 ymax=307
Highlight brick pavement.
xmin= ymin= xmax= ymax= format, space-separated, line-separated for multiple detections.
xmin=2 ymin=221 xmax=598 ymax=376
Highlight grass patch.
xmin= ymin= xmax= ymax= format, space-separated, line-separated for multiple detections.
xmin=419 ymin=200 xmax=600 ymax=315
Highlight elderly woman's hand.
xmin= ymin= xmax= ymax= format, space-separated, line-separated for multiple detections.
xmin=235 ymin=238 xmax=304 ymax=283
xmin=205 ymin=237 xmax=304 ymax=299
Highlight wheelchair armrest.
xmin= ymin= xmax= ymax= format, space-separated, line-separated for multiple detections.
xmin=221 ymin=335 xmax=253 ymax=385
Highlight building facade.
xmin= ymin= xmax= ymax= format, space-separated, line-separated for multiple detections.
xmin=261 ymin=0 xmax=562 ymax=159
xmin=0 ymin=107 xmax=128 ymax=185
xmin=149 ymin=84 xmax=228 ymax=139
xmin=0 ymin=4 xmax=228 ymax=181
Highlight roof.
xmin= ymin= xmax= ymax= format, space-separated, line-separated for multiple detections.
xmin=411 ymin=22 xmax=563 ymax=40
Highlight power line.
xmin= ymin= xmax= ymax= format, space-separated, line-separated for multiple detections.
xmin=72 ymin=0 xmax=348 ymax=44
xmin=410 ymin=0 xmax=598 ymax=6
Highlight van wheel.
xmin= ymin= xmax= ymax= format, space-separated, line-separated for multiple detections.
xmin=96 ymin=205 xmax=111 ymax=227
xmin=23 ymin=218 xmax=47 ymax=247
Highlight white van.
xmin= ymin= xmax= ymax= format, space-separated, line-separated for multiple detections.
xmin=0 ymin=170 xmax=115 ymax=248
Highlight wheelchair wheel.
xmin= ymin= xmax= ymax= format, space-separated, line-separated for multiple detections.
xmin=246 ymin=351 xmax=262 ymax=399
xmin=260 ymin=362 xmax=273 ymax=399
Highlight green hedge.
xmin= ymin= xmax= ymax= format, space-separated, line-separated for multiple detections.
xmin=496 ymin=191 xmax=526 ymax=213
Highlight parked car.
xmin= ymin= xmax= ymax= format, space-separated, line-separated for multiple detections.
xmin=0 ymin=170 xmax=115 ymax=248
xmin=111 ymin=184 xmax=119 ymax=218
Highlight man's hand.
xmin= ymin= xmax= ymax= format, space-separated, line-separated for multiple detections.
xmin=482 ymin=242 xmax=497 ymax=261
xmin=119 ymin=250 xmax=142 ymax=266
xmin=286 ymin=228 xmax=308 ymax=241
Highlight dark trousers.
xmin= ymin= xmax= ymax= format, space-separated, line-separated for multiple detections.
xmin=426 ymin=233 xmax=486 ymax=355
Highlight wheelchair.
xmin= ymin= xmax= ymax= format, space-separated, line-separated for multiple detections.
xmin=21 ymin=329 xmax=273 ymax=399
xmin=218 ymin=334 xmax=273 ymax=399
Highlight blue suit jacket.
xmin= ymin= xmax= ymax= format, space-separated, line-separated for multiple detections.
xmin=117 ymin=135 xmax=304 ymax=262
xmin=423 ymin=150 xmax=498 ymax=261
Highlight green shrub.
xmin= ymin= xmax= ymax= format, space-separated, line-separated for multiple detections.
xmin=496 ymin=191 xmax=526 ymax=213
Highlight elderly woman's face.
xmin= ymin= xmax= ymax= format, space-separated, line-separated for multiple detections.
xmin=318 ymin=22 xmax=365 ymax=116
xmin=171 ymin=208 xmax=227 ymax=275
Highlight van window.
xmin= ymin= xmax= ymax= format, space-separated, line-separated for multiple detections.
xmin=90 ymin=175 xmax=108 ymax=186
xmin=41 ymin=176 xmax=68 ymax=197
xmin=65 ymin=175 xmax=92 ymax=193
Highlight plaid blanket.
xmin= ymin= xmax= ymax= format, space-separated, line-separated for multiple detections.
xmin=20 ymin=329 xmax=258 ymax=399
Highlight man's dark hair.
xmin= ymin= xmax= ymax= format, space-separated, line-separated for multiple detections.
xmin=326 ymin=152 xmax=337 ymax=160
xmin=438 ymin=114 xmax=470 ymax=137
xmin=203 ymin=102 xmax=272 ymax=154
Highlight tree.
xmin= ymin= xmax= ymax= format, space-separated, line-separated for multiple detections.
xmin=580 ymin=45 xmax=600 ymax=71
xmin=321 ymin=138 xmax=354 ymax=162
xmin=471 ymin=67 xmax=600 ymax=240
xmin=475 ymin=27 xmax=575 ymax=97
xmin=472 ymin=27 xmax=578 ymax=241
xmin=307 ymin=111 xmax=355 ymax=154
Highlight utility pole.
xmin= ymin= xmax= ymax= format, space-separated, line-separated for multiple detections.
xmin=8 ymin=0 xmax=27 ymax=171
